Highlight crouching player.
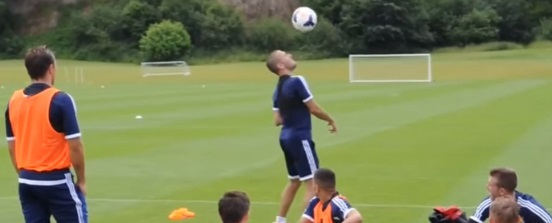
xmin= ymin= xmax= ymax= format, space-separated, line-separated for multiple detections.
xmin=300 ymin=168 xmax=363 ymax=223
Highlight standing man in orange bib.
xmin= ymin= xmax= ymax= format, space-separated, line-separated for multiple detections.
xmin=300 ymin=168 xmax=362 ymax=223
xmin=4 ymin=46 xmax=88 ymax=223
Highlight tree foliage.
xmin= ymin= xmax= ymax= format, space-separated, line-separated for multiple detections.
xmin=1 ymin=0 xmax=551 ymax=62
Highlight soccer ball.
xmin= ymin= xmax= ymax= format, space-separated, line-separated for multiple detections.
xmin=291 ymin=7 xmax=317 ymax=32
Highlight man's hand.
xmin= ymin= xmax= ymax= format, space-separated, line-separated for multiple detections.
xmin=67 ymin=138 xmax=86 ymax=192
xmin=328 ymin=121 xmax=337 ymax=134
xmin=77 ymin=181 xmax=87 ymax=196
xmin=273 ymin=111 xmax=283 ymax=126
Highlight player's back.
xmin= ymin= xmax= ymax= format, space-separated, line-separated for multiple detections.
xmin=516 ymin=192 xmax=552 ymax=223
xmin=273 ymin=75 xmax=312 ymax=139
xmin=303 ymin=195 xmax=355 ymax=223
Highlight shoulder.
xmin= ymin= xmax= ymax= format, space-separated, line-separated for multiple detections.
xmin=308 ymin=197 xmax=320 ymax=205
xmin=51 ymin=92 xmax=77 ymax=112
xmin=517 ymin=192 xmax=543 ymax=207
xmin=331 ymin=196 xmax=352 ymax=210
xmin=52 ymin=92 xmax=76 ymax=105
xmin=517 ymin=192 xmax=551 ymax=214
xmin=292 ymin=75 xmax=309 ymax=84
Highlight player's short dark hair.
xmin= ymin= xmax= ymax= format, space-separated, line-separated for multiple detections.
xmin=218 ymin=191 xmax=250 ymax=223
xmin=266 ymin=50 xmax=281 ymax=74
xmin=24 ymin=45 xmax=56 ymax=80
xmin=490 ymin=196 xmax=520 ymax=223
xmin=490 ymin=167 xmax=517 ymax=192
xmin=314 ymin=168 xmax=336 ymax=190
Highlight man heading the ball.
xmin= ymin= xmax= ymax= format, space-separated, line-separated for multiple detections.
xmin=266 ymin=50 xmax=337 ymax=223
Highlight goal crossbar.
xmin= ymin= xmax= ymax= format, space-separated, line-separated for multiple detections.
xmin=141 ymin=61 xmax=191 ymax=77
xmin=348 ymin=53 xmax=432 ymax=83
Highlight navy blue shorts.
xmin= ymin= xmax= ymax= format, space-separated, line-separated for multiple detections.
xmin=18 ymin=169 xmax=88 ymax=223
xmin=279 ymin=138 xmax=319 ymax=181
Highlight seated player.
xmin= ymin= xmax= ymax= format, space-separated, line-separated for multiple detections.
xmin=300 ymin=168 xmax=363 ymax=223
xmin=218 ymin=191 xmax=250 ymax=223
xmin=470 ymin=167 xmax=552 ymax=223
xmin=490 ymin=196 xmax=522 ymax=223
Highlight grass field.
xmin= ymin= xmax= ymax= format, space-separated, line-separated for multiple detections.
xmin=1 ymin=48 xmax=552 ymax=223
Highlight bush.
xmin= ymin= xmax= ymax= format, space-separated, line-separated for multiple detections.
xmin=139 ymin=20 xmax=192 ymax=61
xmin=433 ymin=41 xmax=523 ymax=53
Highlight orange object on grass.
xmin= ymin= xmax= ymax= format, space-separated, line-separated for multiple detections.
xmin=168 ymin=208 xmax=196 ymax=221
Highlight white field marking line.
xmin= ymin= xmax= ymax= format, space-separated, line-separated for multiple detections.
xmin=0 ymin=196 xmax=472 ymax=209
xmin=2 ymin=196 xmax=552 ymax=211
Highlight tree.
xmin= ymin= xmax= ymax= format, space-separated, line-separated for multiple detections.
xmin=486 ymin=0 xmax=537 ymax=44
xmin=139 ymin=20 xmax=192 ymax=61
xmin=121 ymin=0 xmax=161 ymax=44
xmin=340 ymin=0 xmax=433 ymax=53
xmin=159 ymin=0 xmax=245 ymax=50
xmin=448 ymin=8 xmax=501 ymax=45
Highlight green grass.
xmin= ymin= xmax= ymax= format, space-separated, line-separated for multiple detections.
xmin=1 ymin=47 xmax=552 ymax=223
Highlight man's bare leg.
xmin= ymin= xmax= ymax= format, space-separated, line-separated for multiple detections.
xmin=301 ymin=179 xmax=315 ymax=209
xmin=276 ymin=179 xmax=301 ymax=223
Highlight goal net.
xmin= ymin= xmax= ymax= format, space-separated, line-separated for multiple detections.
xmin=348 ymin=54 xmax=432 ymax=83
xmin=141 ymin=61 xmax=191 ymax=77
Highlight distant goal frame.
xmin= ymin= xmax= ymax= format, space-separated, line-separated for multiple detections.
xmin=348 ymin=53 xmax=433 ymax=83
xmin=140 ymin=61 xmax=191 ymax=77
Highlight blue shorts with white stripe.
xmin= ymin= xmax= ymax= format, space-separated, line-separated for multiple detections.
xmin=279 ymin=138 xmax=319 ymax=181
xmin=18 ymin=169 xmax=88 ymax=223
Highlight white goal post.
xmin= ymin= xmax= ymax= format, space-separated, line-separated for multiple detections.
xmin=348 ymin=53 xmax=432 ymax=83
xmin=141 ymin=61 xmax=191 ymax=77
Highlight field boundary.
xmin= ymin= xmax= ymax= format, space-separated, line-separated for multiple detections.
xmin=0 ymin=196 xmax=488 ymax=210
xmin=1 ymin=197 xmax=551 ymax=211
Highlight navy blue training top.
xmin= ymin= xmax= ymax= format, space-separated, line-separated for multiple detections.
xmin=471 ymin=191 xmax=552 ymax=223
xmin=272 ymin=75 xmax=314 ymax=140
xmin=5 ymin=83 xmax=81 ymax=141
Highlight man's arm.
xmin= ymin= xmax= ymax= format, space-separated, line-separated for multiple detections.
xmin=469 ymin=197 xmax=491 ymax=223
xmin=58 ymin=93 xmax=86 ymax=185
xmin=295 ymin=76 xmax=334 ymax=124
xmin=5 ymin=107 xmax=18 ymax=174
xmin=343 ymin=209 xmax=363 ymax=223
xmin=520 ymin=200 xmax=552 ymax=223
xmin=336 ymin=198 xmax=363 ymax=223
xmin=299 ymin=198 xmax=318 ymax=223
xmin=272 ymin=89 xmax=283 ymax=126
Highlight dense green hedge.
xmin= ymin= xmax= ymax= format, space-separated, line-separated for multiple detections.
xmin=1 ymin=0 xmax=552 ymax=63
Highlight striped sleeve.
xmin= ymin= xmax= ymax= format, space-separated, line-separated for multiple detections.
xmin=54 ymin=92 xmax=81 ymax=139
xmin=470 ymin=197 xmax=491 ymax=223
xmin=294 ymin=76 xmax=313 ymax=103
xmin=518 ymin=197 xmax=552 ymax=223
xmin=332 ymin=197 xmax=356 ymax=220
xmin=302 ymin=197 xmax=318 ymax=222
